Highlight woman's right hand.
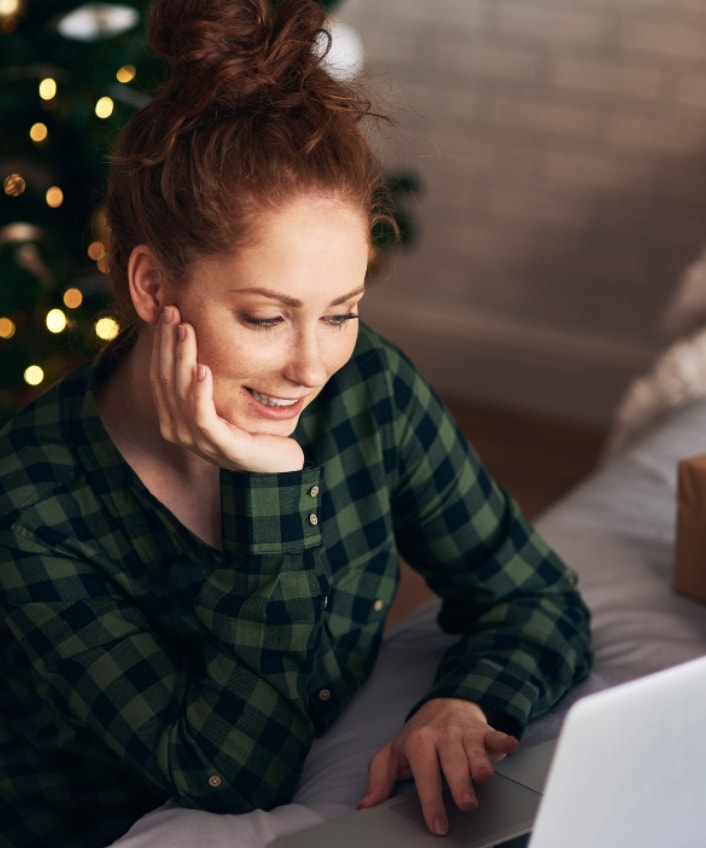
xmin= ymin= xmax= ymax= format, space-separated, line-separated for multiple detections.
xmin=150 ymin=305 xmax=305 ymax=474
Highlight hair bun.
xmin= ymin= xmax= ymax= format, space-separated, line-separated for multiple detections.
xmin=148 ymin=0 xmax=328 ymax=110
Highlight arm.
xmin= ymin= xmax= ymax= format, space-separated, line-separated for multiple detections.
xmin=393 ymin=391 xmax=592 ymax=731
xmin=2 ymin=468 xmax=326 ymax=813
xmin=359 ymin=340 xmax=592 ymax=832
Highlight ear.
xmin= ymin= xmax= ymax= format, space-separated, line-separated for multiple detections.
xmin=128 ymin=245 xmax=169 ymax=324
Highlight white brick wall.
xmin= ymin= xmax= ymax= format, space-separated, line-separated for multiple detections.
xmin=337 ymin=0 xmax=706 ymax=424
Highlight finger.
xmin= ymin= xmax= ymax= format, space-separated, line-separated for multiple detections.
xmin=405 ymin=734 xmax=449 ymax=836
xmin=191 ymin=362 xmax=216 ymax=432
xmin=358 ymin=746 xmax=398 ymax=810
xmin=463 ymin=735 xmax=495 ymax=785
xmin=486 ymin=731 xmax=519 ymax=760
xmin=465 ymin=731 xmax=519 ymax=784
xmin=435 ymin=737 xmax=478 ymax=812
xmin=174 ymin=321 xmax=199 ymax=410
xmin=151 ymin=305 xmax=182 ymax=439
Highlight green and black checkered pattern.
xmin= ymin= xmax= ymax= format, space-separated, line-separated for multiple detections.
xmin=0 ymin=323 xmax=591 ymax=847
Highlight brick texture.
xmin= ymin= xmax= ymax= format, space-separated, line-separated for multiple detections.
xmin=339 ymin=0 xmax=706 ymax=424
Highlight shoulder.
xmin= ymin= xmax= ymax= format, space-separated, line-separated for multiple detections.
xmin=307 ymin=322 xmax=451 ymax=448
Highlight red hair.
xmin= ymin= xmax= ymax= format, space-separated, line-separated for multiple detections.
xmin=105 ymin=0 xmax=393 ymax=321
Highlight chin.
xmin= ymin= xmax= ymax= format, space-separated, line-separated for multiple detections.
xmin=223 ymin=408 xmax=301 ymax=439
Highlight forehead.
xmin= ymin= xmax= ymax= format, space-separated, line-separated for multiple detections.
xmin=187 ymin=196 xmax=370 ymax=299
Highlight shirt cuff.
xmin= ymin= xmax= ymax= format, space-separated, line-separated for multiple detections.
xmin=221 ymin=467 xmax=323 ymax=555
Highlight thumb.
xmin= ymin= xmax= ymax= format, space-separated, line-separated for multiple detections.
xmin=357 ymin=747 xmax=398 ymax=810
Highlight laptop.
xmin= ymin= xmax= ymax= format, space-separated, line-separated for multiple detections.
xmin=269 ymin=654 xmax=706 ymax=848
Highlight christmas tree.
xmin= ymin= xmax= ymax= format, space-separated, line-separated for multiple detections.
xmin=0 ymin=0 xmax=416 ymax=425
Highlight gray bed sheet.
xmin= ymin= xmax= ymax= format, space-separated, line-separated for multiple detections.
xmin=112 ymin=401 xmax=706 ymax=847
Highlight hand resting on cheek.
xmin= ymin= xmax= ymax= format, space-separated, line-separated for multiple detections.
xmin=150 ymin=305 xmax=305 ymax=474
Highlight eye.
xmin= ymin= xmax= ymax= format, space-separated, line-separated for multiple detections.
xmin=239 ymin=314 xmax=284 ymax=330
xmin=324 ymin=313 xmax=359 ymax=329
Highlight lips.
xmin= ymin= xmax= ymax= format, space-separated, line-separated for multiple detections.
xmin=249 ymin=389 xmax=299 ymax=408
xmin=245 ymin=387 xmax=306 ymax=419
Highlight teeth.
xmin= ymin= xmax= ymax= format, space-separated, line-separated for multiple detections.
xmin=250 ymin=389 xmax=298 ymax=408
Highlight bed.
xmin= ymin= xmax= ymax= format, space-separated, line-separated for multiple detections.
xmin=112 ymin=399 xmax=706 ymax=848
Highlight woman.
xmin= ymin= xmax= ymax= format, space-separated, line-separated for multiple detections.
xmin=0 ymin=0 xmax=592 ymax=845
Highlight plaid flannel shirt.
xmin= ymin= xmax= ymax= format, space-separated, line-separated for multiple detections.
xmin=0 ymin=323 xmax=591 ymax=847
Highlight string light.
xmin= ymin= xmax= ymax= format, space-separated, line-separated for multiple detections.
xmin=38 ymin=78 xmax=57 ymax=101
xmin=23 ymin=365 xmax=45 ymax=387
xmin=3 ymin=173 xmax=26 ymax=197
xmin=45 ymin=186 xmax=64 ymax=208
xmin=0 ymin=317 xmax=16 ymax=340
xmin=95 ymin=96 xmax=114 ymax=119
xmin=56 ymin=4 xmax=140 ymax=41
xmin=30 ymin=122 xmax=49 ymax=143
xmin=63 ymin=288 xmax=83 ymax=309
xmin=0 ymin=0 xmax=21 ymax=15
xmin=0 ymin=0 xmax=23 ymax=30
xmin=88 ymin=240 xmax=109 ymax=273
xmin=116 ymin=64 xmax=136 ymax=83
xmin=46 ymin=309 xmax=68 ymax=334
xmin=87 ymin=241 xmax=105 ymax=261
xmin=95 ymin=316 xmax=120 ymax=341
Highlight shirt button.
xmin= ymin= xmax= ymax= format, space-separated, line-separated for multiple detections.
xmin=310 ymin=484 xmax=320 ymax=498
xmin=373 ymin=599 xmax=385 ymax=612
xmin=308 ymin=513 xmax=318 ymax=526
xmin=318 ymin=688 xmax=332 ymax=702
xmin=208 ymin=775 xmax=222 ymax=788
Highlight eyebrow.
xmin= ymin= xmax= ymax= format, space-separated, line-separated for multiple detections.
xmin=230 ymin=286 xmax=366 ymax=308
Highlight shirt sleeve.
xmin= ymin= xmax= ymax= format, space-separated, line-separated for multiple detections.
xmin=387 ymin=355 xmax=592 ymax=736
xmin=1 ymin=466 xmax=327 ymax=814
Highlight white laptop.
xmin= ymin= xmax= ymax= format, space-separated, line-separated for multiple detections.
xmin=269 ymin=654 xmax=706 ymax=848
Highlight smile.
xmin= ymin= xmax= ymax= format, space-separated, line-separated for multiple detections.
xmin=249 ymin=389 xmax=300 ymax=408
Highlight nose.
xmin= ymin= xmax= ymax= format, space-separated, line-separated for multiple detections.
xmin=282 ymin=326 xmax=328 ymax=388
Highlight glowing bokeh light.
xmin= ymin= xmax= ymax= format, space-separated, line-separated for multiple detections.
xmin=0 ymin=317 xmax=16 ymax=339
xmin=63 ymin=288 xmax=83 ymax=309
xmin=46 ymin=308 xmax=68 ymax=333
xmin=95 ymin=96 xmax=114 ymax=119
xmin=87 ymin=240 xmax=106 ymax=261
xmin=39 ymin=78 xmax=57 ymax=100
xmin=0 ymin=0 xmax=20 ymax=15
xmin=95 ymin=316 xmax=120 ymax=340
xmin=116 ymin=64 xmax=136 ymax=83
xmin=3 ymin=173 xmax=26 ymax=197
xmin=24 ymin=365 xmax=45 ymax=387
xmin=46 ymin=186 xmax=64 ymax=208
xmin=30 ymin=122 xmax=48 ymax=143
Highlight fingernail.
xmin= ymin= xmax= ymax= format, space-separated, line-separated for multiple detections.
xmin=197 ymin=365 xmax=207 ymax=382
xmin=163 ymin=306 xmax=173 ymax=324
xmin=432 ymin=817 xmax=448 ymax=836
xmin=177 ymin=324 xmax=186 ymax=342
xmin=462 ymin=793 xmax=478 ymax=810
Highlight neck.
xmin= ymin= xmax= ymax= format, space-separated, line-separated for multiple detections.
xmin=96 ymin=327 xmax=223 ymax=548
xmin=96 ymin=328 xmax=212 ymax=481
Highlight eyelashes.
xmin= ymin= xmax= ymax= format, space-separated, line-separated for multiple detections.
xmin=325 ymin=313 xmax=360 ymax=329
xmin=239 ymin=313 xmax=359 ymax=331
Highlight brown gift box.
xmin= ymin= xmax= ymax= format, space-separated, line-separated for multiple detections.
xmin=674 ymin=453 xmax=706 ymax=604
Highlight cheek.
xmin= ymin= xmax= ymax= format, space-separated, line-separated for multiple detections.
xmin=332 ymin=327 xmax=359 ymax=372
xmin=202 ymin=331 xmax=284 ymax=386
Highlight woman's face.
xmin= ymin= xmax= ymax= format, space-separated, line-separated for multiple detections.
xmin=174 ymin=195 xmax=370 ymax=437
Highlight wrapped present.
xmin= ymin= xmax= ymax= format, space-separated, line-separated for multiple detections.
xmin=674 ymin=453 xmax=706 ymax=604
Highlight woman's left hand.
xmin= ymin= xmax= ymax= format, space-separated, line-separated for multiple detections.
xmin=358 ymin=698 xmax=518 ymax=836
